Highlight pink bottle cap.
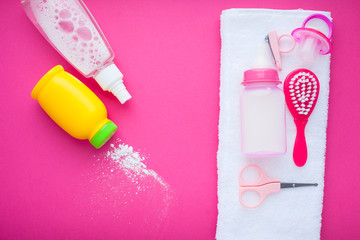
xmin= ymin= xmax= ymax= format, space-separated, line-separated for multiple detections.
xmin=242 ymin=68 xmax=280 ymax=85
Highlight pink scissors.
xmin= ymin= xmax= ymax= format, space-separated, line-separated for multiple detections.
xmin=239 ymin=164 xmax=318 ymax=208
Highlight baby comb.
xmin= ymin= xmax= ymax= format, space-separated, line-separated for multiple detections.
xmin=284 ymin=69 xmax=320 ymax=167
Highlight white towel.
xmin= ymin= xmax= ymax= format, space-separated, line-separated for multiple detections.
xmin=217 ymin=9 xmax=331 ymax=240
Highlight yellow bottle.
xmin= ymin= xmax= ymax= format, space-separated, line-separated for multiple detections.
xmin=31 ymin=65 xmax=117 ymax=149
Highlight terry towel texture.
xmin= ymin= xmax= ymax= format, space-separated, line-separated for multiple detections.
xmin=217 ymin=9 xmax=331 ymax=240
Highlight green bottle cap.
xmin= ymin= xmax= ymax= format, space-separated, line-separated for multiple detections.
xmin=90 ymin=121 xmax=117 ymax=149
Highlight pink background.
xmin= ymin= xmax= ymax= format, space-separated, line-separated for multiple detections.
xmin=1 ymin=0 xmax=360 ymax=239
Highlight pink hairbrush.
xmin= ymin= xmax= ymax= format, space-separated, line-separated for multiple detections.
xmin=284 ymin=69 xmax=320 ymax=167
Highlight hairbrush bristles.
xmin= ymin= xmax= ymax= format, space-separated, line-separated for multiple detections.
xmin=288 ymin=71 xmax=318 ymax=115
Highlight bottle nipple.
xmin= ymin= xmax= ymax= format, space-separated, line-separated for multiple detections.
xmin=253 ymin=43 xmax=273 ymax=68
xmin=243 ymin=44 xmax=279 ymax=85
xmin=296 ymin=35 xmax=322 ymax=63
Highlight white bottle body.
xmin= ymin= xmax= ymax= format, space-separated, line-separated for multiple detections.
xmin=240 ymin=83 xmax=286 ymax=157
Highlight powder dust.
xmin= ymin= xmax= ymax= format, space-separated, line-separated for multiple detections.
xmin=87 ymin=138 xmax=173 ymax=234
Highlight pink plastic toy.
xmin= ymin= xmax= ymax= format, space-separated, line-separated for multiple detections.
xmin=284 ymin=69 xmax=320 ymax=167
xmin=265 ymin=30 xmax=295 ymax=71
xmin=239 ymin=164 xmax=318 ymax=208
xmin=292 ymin=14 xmax=333 ymax=64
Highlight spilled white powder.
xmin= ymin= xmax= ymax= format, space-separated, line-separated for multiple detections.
xmin=88 ymin=138 xmax=173 ymax=232
xmin=104 ymin=142 xmax=170 ymax=192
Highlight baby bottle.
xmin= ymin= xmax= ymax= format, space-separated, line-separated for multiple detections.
xmin=31 ymin=65 xmax=117 ymax=149
xmin=240 ymin=44 xmax=286 ymax=157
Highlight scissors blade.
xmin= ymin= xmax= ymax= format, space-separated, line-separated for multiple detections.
xmin=280 ymin=182 xmax=318 ymax=188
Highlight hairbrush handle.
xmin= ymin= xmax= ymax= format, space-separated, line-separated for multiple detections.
xmin=293 ymin=119 xmax=308 ymax=167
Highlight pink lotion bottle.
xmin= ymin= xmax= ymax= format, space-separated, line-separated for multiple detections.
xmin=21 ymin=0 xmax=131 ymax=104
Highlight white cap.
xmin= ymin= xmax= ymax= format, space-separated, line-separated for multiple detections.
xmin=94 ymin=63 xmax=131 ymax=104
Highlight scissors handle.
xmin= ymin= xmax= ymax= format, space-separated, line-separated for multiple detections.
xmin=239 ymin=183 xmax=281 ymax=208
xmin=239 ymin=164 xmax=280 ymax=208
xmin=239 ymin=164 xmax=278 ymax=186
